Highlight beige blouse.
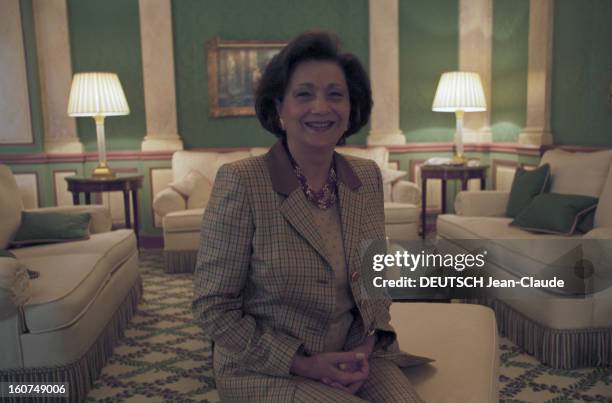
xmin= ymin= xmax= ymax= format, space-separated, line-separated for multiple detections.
xmin=307 ymin=202 xmax=355 ymax=352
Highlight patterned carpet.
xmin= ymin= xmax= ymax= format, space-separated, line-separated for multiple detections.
xmin=87 ymin=251 xmax=612 ymax=402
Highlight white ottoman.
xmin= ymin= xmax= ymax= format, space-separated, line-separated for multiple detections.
xmin=391 ymin=303 xmax=499 ymax=403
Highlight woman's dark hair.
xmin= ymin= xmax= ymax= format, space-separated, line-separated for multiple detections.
xmin=255 ymin=31 xmax=372 ymax=141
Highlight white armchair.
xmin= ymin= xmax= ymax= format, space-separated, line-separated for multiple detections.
xmin=153 ymin=147 xmax=421 ymax=273
xmin=338 ymin=147 xmax=421 ymax=241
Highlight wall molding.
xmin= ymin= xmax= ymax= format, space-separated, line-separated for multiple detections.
xmin=52 ymin=169 xmax=77 ymax=206
xmin=0 ymin=0 xmax=34 ymax=145
xmin=491 ymin=159 xmax=518 ymax=190
xmin=408 ymin=158 xmax=442 ymax=214
xmin=0 ymin=150 xmax=174 ymax=164
xmin=13 ymin=171 xmax=40 ymax=208
xmin=388 ymin=142 xmax=541 ymax=156
xmin=4 ymin=143 xmax=612 ymax=165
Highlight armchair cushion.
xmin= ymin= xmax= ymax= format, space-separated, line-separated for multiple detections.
xmin=454 ymin=191 xmax=510 ymax=217
xmin=511 ymin=193 xmax=598 ymax=235
xmin=20 ymin=254 xmax=110 ymax=332
xmin=187 ymin=175 xmax=213 ymax=209
xmin=505 ymin=164 xmax=550 ymax=218
xmin=172 ymin=150 xmax=251 ymax=185
xmin=169 ymin=169 xmax=204 ymax=197
xmin=11 ymin=211 xmax=91 ymax=247
xmin=11 ymin=229 xmax=135 ymax=276
xmin=384 ymin=202 xmax=419 ymax=224
xmin=163 ymin=208 xmax=205 ymax=233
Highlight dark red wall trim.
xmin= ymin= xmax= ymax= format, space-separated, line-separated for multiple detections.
xmin=3 ymin=143 xmax=611 ymax=165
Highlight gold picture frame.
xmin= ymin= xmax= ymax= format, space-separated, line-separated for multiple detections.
xmin=207 ymin=37 xmax=286 ymax=117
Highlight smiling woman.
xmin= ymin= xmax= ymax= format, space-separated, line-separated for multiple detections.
xmin=278 ymin=60 xmax=351 ymax=158
xmin=193 ymin=31 xmax=428 ymax=403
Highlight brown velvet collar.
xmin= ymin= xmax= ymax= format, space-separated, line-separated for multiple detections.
xmin=265 ymin=140 xmax=362 ymax=196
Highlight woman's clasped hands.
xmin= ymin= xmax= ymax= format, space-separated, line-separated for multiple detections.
xmin=290 ymin=335 xmax=376 ymax=395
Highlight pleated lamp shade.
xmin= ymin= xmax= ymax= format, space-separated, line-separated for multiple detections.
xmin=67 ymin=72 xmax=130 ymax=117
xmin=432 ymin=71 xmax=486 ymax=112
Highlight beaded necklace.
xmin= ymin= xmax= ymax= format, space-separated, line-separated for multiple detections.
xmin=283 ymin=141 xmax=338 ymax=209
xmin=293 ymin=163 xmax=338 ymax=209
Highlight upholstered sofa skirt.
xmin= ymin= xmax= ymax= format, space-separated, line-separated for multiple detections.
xmin=0 ymin=275 xmax=142 ymax=402
xmin=480 ymin=297 xmax=611 ymax=369
xmin=0 ymin=248 xmax=142 ymax=402
xmin=164 ymin=250 xmax=198 ymax=274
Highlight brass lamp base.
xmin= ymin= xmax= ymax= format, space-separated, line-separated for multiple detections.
xmin=452 ymin=154 xmax=468 ymax=165
xmin=91 ymin=163 xmax=115 ymax=178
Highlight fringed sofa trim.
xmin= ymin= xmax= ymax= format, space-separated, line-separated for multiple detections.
xmin=0 ymin=277 xmax=143 ymax=403
xmin=481 ymin=298 xmax=612 ymax=369
xmin=164 ymin=250 xmax=197 ymax=273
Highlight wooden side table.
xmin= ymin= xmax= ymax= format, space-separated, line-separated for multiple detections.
xmin=420 ymin=165 xmax=488 ymax=239
xmin=65 ymin=175 xmax=144 ymax=246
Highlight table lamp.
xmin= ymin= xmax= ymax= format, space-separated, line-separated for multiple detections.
xmin=432 ymin=71 xmax=486 ymax=164
xmin=67 ymin=72 xmax=130 ymax=177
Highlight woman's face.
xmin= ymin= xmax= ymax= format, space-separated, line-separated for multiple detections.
xmin=278 ymin=60 xmax=350 ymax=154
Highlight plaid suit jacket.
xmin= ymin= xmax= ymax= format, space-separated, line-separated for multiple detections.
xmin=193 ymin=141 xmax=425 ymax=400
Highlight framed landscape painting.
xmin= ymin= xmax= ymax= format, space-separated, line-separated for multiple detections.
xmin=207 ymin=38 xmax=286 ymax=117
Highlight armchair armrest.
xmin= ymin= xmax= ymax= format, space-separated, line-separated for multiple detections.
xmin=583 ymin=227 xmax=612 ymax=239
xmin=153 ymin=187 xmax=185 ymax=217
xmin=454 ymin=191 xmax=509 ymax=217
xmin=391 ymin=180 xmax=421 ymax=206
xmin=25 ymin=205 xmax=112 ymax=233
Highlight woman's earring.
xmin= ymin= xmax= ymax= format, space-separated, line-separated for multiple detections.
xmin=279 ymin=118 xmax=286 ymax=130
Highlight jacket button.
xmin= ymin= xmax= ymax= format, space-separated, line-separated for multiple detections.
xmin=351 ymin=271 xmax=360 ymax=282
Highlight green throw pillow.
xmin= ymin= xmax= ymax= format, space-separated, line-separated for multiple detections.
xmin=511 ymin=193 xmax=598 ymax=235
xmin=11 ymin=211 xmax=91 ymax=247
xmin=576 ymin=209 xmax=595 ymax=234
xmin=506 ymin=164 xmax=551 ymax=218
